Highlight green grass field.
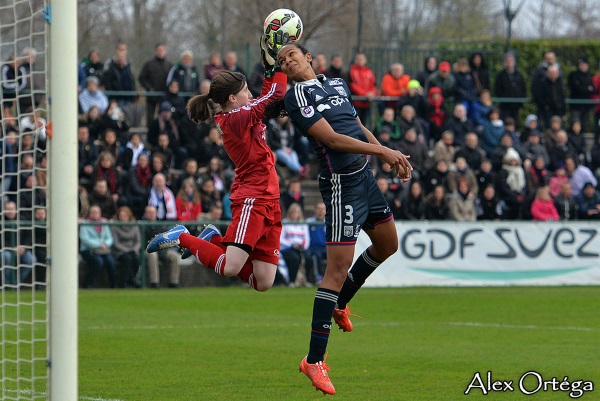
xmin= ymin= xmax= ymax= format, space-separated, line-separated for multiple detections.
xmin=73 ymin=287 xmax=600 ymax=400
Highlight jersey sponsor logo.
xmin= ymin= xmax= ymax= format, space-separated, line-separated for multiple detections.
xmin=301 ymin=105 xmax=315 ymax=118
xmin=315 ymin=94 xmax=323 ymax=102
xmin=334 ymin=86 xmax=347 ymax=97
xmin=317 ymin=104 xmax=331 ymax=112
xmin=330 ymin=96 xmax=349 ymax=107
xmin=328 ymin=78 xmax=344 ymax=86
xmin=344 ymin=225 xmax=354 ymax=237
xmin=273 ymin=249 xmax=280 ymax=256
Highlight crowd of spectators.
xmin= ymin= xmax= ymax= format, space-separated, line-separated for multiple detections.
xmin=2 ymin=43 xmax=600 ymax=288
xmin=67 ymin=46 xmax=599 ymax=225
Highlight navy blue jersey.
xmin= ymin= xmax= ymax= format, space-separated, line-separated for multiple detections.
xmin=284 ymin=75 xmax=368 ymax=175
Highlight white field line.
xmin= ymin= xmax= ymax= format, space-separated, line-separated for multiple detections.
xmin=80 ymin=320 xmax=600 ymax=332
xmin=4 ymin=389 xmax=124 ymax=401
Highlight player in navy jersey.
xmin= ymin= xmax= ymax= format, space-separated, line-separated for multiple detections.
xmin=146 ymin=36 xmax=287 ymax=292
xmin=277 ymin=43 xmax=412 ymax=394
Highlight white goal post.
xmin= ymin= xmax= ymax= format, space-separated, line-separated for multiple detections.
xmin=0 ymin=0 xmax=77 ymax=399
xmin=48 ymin=1 xmax=78 ymax=400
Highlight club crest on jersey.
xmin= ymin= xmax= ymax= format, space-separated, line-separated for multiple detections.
xmin=335 ymin=86 xmax=347 ymax=97
xmin=344 ymin=225 xmax=354 ymax=237
xmin=301 ymin=106 xmax=314 ymax=118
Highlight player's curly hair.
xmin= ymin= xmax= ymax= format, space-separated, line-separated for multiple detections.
xmin=187 ymin=71 xmax=246 ymax=123
xmin=264 ymin=99 xmax=288 ymax=119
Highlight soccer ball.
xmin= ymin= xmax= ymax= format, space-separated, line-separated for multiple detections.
xmin=263 ymin=8 xmax=303 ymax=49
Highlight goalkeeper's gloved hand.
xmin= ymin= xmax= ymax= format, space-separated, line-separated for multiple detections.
xmin=272 ymin=30 xmax=291 ymax=48
xmin=260 ymin=35 xmax=278 ymax=78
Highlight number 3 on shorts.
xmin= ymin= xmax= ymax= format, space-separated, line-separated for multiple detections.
xmin=344 ymin=205 xmax=354 ymax=224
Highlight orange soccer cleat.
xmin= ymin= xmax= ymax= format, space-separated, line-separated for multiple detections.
xmin=299 ymin=356 xmax=336 ymax=395
xmin=332 ymin=305 xmax=360 ymax=332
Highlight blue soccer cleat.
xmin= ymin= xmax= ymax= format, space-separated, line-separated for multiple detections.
xmin=146 ymin=225 xmax=189 ymax=253
xmin=181 ymin=224 xmax=222 ymax=260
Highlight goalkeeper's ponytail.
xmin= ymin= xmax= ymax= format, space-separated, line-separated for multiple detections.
xmin=187 ymin=70 xmax=246 ymax=123
xmin=187 ymin=93 xmax=212 ymax=123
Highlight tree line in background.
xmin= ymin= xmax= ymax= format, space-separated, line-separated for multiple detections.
xmin=74 ymin=0 xmax=600 ymax=77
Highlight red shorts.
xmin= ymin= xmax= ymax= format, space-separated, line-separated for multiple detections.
xmin=222 ymin=198 xmax=282 ymax=265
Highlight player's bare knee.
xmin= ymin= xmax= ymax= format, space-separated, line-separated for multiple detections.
xmin=324 ymin=262 xmax=351 ymax=285
xmin=254 ymin=282 xmax=272 ymax=292
xmin=222 ymin=263 xmax=242 ymax=277
xmin=372 ymin=240 xmax=398 ymax=261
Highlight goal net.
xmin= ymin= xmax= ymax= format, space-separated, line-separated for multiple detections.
xmin=1 ymin=0 xmax=49 ymax=399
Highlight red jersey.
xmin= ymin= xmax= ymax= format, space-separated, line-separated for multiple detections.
xmin=214 ymin=72 xmax=287 ymax=201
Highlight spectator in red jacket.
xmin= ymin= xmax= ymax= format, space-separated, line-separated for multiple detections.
xmin=530 ymin=185 xmax=559 ymax=221
xmin=175 ymin=177 xmax=202 ymax=221
xmin=348 ymin=53 xmax=377 ymax=127
xmin=380 ymin=63 xmax=410 ymax=112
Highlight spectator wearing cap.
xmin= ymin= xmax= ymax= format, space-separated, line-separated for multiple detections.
xmin=166 ymin=50 xmax=200 ymax=100
xmin=520 ymin=114 xmax=540 ymax=143
xmin=380 ymin=63 xmax=411 ymax=112
xmin=78 ymin=76 xmax=108 ymax=115
xmin=576 ymin=182 xmax=600 ymax=220
xmin=567 ymin=55 xmax=594 ymax=132
xmin=519 ymin=129 xmax=550 ymax=166
xmin=424 ymin=60 xmax=456 ymax=106
xmin=397 ymin=79 xmax=430 ymax=124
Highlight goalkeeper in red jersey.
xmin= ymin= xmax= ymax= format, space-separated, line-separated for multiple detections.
xmin=147 ymin=36 xmax=287 ymax=291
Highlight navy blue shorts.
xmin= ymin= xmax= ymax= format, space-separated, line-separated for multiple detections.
xmin=318 ymin=162 xmax=393 ymax=245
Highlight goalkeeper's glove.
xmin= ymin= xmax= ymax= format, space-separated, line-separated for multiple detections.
xmin=260 ymin=35 xmax=278 ymax=77
xmin=272 ymin=30 xmax=291 ymax=48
